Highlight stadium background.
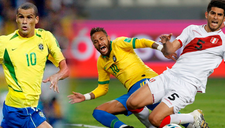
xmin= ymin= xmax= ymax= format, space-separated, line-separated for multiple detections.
xmin=0 ymin=0 xmax=224 ymax=128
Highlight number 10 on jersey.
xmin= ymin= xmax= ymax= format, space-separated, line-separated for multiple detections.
xmin=26 ymin=52 xmax=36 ymax=66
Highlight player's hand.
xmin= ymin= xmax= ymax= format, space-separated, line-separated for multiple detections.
xmin=160 ymin=33 xmax=172 ymax=44
xmin=68 ymin=92 xmax=85 ymax=104
xmin=164 ymin=52 xmax=177 ymax=61
xmin=42 ymin=74 xmax=60 ymax=93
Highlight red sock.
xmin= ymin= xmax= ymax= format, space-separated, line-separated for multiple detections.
xmin=159 ymin=116 xmax=171 ymax=128
xmin=128 ymin=107 xmax=144 ymax=113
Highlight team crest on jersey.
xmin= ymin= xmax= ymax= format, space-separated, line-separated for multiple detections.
xmin=39 ymin=111 xmax=45 ymax=118
xmin=210 ymin=37 xmax=219 ymax=44
xmin=113 ymin=55 xmax=117 ymax=62
xmin=38 ymin=43 xmax=44 ymax=50
xmin=149 ymin=78 xmax=156 ymax=83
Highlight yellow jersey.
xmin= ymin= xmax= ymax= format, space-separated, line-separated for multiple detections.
xmin=92 ymin=37 xmax=158 ymax=98
xmin=0 ymin=29 xmax=65 ymax=108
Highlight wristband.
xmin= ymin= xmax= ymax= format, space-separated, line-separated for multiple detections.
xmin=84 ymin=93 xmax=91 ymax=100
xmin=157 ymin=45 xmax=163 ymax=51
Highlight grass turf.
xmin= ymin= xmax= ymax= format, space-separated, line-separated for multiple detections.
xmin=65 ymin=78 xmax=225 ymax=128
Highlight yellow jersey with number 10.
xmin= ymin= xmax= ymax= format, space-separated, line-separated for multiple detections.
xmin=92 ymin=37 xmax=158 ymax=98
xmin=0 ymin=29 xmax=65 ymax=108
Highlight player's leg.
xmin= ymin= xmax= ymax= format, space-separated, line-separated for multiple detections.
xmin=92 ymin=100 xmax=133 ymax=128
xmin=127 ymin=84 xmax=154 ymax=110
xmin=149 ymin=80 xmax=208 ymax=128
xmin=37 ymin=121 xmax=52 ymax=128
xmin=127 ymin=84 xmax=156 ymax=128
xmin=1 ymin=102 xmax=50 ymax=128
xmin=27 ymin=107 xmax=50 ymax=128
xmin=0 ymin=118 xmax=8 ymax=128
xmin=127 ymin=79 xmax=159 ymax=128
xmin=148 ymin=102 xmax=174 ymax=127
xmin=152 ymin=105 xmax=208 ymax=128
xmin=130 ymin=78 xmax=191 ymax=128
xmin=131 ymin=106 xmax=156 ymax=128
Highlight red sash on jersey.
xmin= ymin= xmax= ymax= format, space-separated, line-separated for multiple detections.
xmin=181 ymin=35 xmax=222 ymax=55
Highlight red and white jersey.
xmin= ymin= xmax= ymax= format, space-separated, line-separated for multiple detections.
xmin=169 ymin=25 xmax=225 ymax=93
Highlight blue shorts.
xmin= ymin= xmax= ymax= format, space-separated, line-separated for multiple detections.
xmin=115 ymin=78 xmax=159 ymax=116
xmin=1 ymin=102 xmax=46 ymax=128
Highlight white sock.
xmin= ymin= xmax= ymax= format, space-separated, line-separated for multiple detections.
xmin=134 ymin=106 xmax=156 ymax=128
xmin=119 ymin=124 xmax=128 ymax=128
xmin=170 ymin=114 xmax=194 ymax=125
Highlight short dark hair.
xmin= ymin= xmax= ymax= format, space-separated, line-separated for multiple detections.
xmin=90 ymin=27 xmax=108 ymax=37
xmin=16 ymin=2 xmax=38 ymax=16
xmin=207 ymin=0 xmax=225 ymax=15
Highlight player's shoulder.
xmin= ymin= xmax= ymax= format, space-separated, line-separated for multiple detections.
xmin=112 ymin=36 xmax=133 ymax=45
xmin=35 ymin=28 xmax=53 ymax=37
xmin=219 ymin=30 xmax=225 ymax=39
xmin=182 ymin=24 xmax=203 ymax=34
xmin=186 ymin=24 xmax=200 ymax=30
xmin=0 ymin=31 xmax=18 ymax=42
xmin=113 ymin=36 xmax=127 ymax=42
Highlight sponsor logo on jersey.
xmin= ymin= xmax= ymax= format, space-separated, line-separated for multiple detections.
xmin=38 ymin=43 xmax=44 ymax=50
xmin=210 ymin=37 xmax=219 ymax=44
xmin=113 ymin=55 xmax=117 ymax=62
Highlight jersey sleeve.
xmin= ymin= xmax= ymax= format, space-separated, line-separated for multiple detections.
xmin=44 ymin=31 xmax=65 ymax=67
xmin=176 ymin=25 xmax=192 ymax=46
xmin=115 ymin=37 xmax=155 ymax=50
xmin=133 ymin=38 xmax=155 ymax=49
xmin=91 ymin=58 xmax=110 ymax=98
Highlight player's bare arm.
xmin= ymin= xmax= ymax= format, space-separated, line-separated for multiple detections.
xmin=160 ymin=33 xmax=180 ymax=57
xmin=152 ymin=41 xmax=177 ymax=61
xmin=68 ymin=92 xmax=95 ymax=104
xmin=42 ymin=59 xmax=69 ymax=93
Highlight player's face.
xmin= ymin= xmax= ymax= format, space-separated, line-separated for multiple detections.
xmin=91 ymin=31 xmax=111 ymax=56
xmin=205 ymin=7 xmax=225 ymax=32
xmin=16 ymin=8 xmax=39 ymax=38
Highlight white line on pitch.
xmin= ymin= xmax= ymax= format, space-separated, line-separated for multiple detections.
xmin=64 ymin=124 xmax=107 ymax=128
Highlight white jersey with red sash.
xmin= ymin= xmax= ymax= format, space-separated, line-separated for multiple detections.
xmin=170 ymin=25 xmax=225 ymax=93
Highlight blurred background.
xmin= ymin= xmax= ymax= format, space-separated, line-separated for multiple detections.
xmin=0 ymin=0 xmax=225 ymax=128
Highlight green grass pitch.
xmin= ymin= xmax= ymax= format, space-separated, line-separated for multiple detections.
xmin=65 ymin=78 xmax=225 ymax=128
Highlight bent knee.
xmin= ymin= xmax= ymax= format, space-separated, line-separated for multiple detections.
xmin=126 ymin=98 xmax=139 ymax=110
xmin=95 ymin=106 xmax=104 ymax=111
xmin=149 ymin=114 xmax=161 ymax=127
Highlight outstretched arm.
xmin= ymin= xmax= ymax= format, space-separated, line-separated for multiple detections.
xmin=42 ymin=59 xmax=69 ymax=93
xmin=67 ymin=83 xmax=109 ymax=104
xmin=134 ymin=38 xmax=177 ymax=61
xmin=160 ymin=33 xmax=181 ymax=57
xmin=152 ymin=42 xmax=178 ymax=61
xmin=68 ymin=92 xmax=95 ymax=103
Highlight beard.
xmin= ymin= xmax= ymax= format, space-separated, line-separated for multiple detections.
xmin=99 ymin=40 xmax=111 ymax=56
xmin=208 ymin=21 xmax=222 ymax=32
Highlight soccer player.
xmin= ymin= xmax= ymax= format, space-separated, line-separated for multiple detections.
xmin=67 ymin=27 xmax=178 ymax=128
xmin=0 ymin=2 xmax=69 ymax=128
xmin=126 ymin=0 xmax=225 ymax=128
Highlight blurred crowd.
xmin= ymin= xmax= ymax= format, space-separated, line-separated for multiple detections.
xmin=0 ymin=0 xmax=88 ymax=50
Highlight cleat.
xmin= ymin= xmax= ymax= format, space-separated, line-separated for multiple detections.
xmin=190 ymin=109 xmax=209 ymax=128
xmin=200 ymin=117 xmax=209 ymax=128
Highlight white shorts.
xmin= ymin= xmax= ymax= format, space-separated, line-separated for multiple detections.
xmin=146 ymin=70 xmax=197 ymax=113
